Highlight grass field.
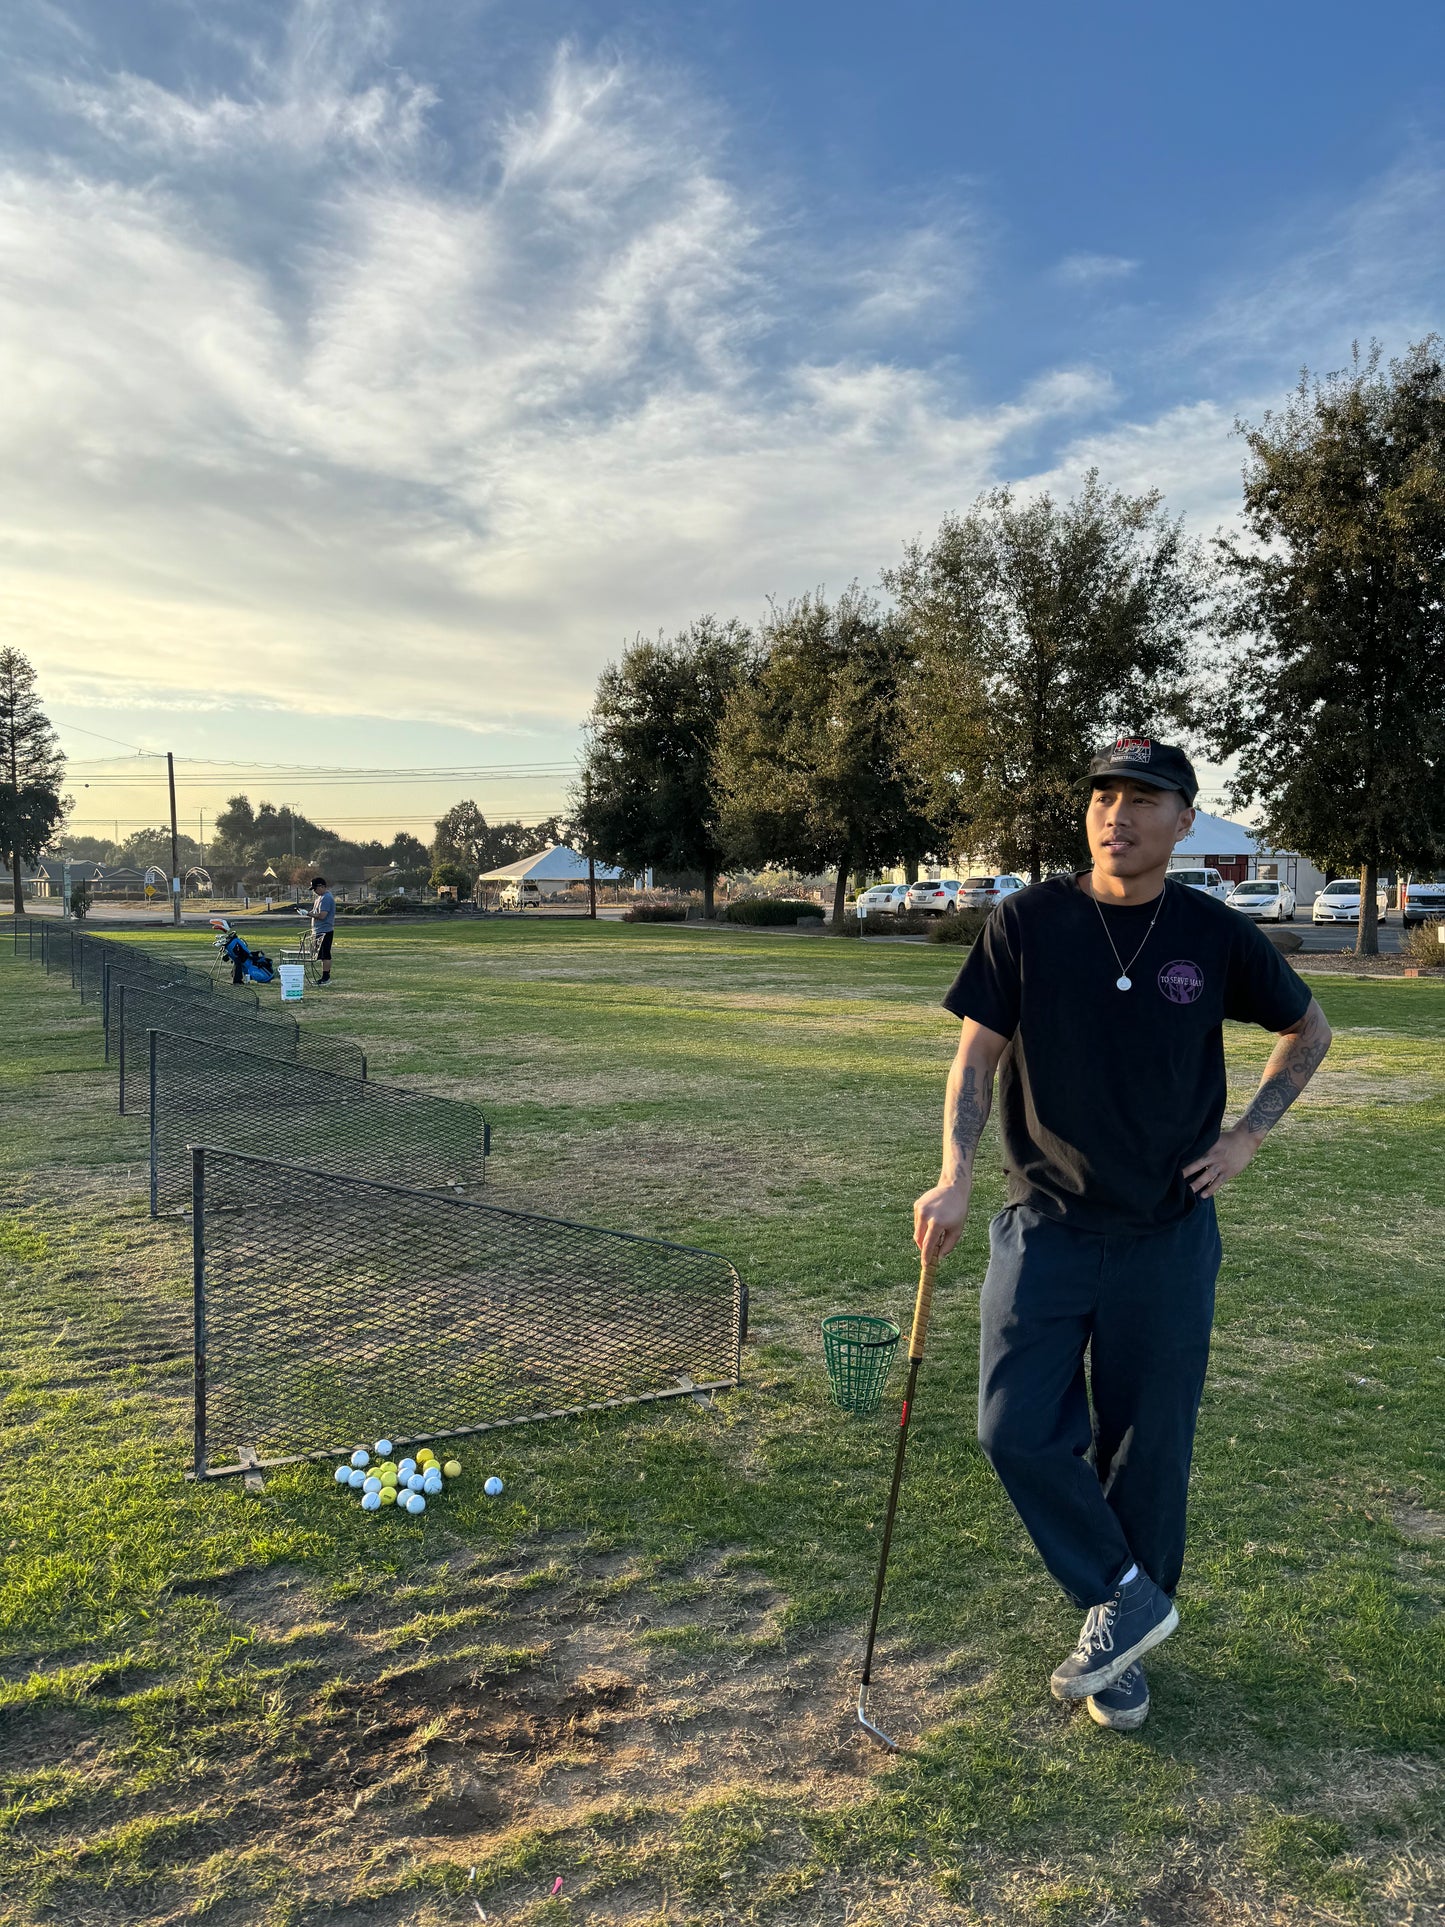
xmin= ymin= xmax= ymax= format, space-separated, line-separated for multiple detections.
xmin=1 ymin=918 xmax=1442 ymax=1927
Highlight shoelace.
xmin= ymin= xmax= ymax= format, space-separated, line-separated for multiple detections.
xmin=1076 ymin=1599 xmax=1117 ymax=1658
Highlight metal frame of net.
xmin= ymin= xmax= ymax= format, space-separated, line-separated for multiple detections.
xmin=149 ymin=1030 xmax=489 ymax=1216
xmin=115 ymin=982 xmax=366 ymax=1111
xmin=104 ymin=968 xmax=256 ymax=1060
xmin=189 ymin=1146 xmax=746 ymax=1479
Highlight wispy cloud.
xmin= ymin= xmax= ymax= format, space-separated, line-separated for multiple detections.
xmin=1055 ymin=251 xmax=1138 ymax=286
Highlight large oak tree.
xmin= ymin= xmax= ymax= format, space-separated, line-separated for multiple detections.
xmin=0 ymin=648 xmax=66 ymax=914
xmin=1211 ymin=340 xmax=1445 ymax=955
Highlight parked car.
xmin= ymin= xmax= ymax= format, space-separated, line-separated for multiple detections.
xmin=1226 ymin=878 xmax=1296 ymax=922
xmin=1401 ymin=872 xmax=1445 ymax=925
xmin=854 ymin=884 xmax=911 ymax=915
xmin=1167 ymin=866 xmax=1231 ymax=900
xmin=956 ymin=874 xmax=1027 ymax=910
xmin=904 ymin=878 xmax=962 ymax=916
xmin=1312 ymin=878 xmax=1390 ymax=925
xmin=500 ymin=879 xmax=544 ymax=909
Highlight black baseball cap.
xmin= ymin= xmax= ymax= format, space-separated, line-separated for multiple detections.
xmin=1082 ymin=736 xmax=1198 ymax=805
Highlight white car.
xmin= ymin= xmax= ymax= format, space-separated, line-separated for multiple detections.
xmin=854 ymin=884 xmax=911 ymax=915
xmin=1312 ymin=878 xmax=1389 ymax=925
xmin=1227 ymin=878 xmax=1296 ymax=922
xmin=904 ymin=878 xmax=962 ymax=916
xmin=500 ymin=880 xmax=544 ymax=910
xmin=957 ymin=874 xmax=1027 ymax=910
xmin=1401 ymin=873 xmax=1445 ymax=925
xmin=1168 ymin=866 xmax=1232 ymax=901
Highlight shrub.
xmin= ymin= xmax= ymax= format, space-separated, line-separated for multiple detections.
xmin=623 ymin=904 xmax=688 ymax=923
xmin=1403 ymin=919 xmax=1445 ymax=967
xmin=928 ymin=909 xmax=991 ymax=945
xmin=843 ymin=910 xmax=933 ymax=937
xmin=723 ymin=898 xmax=824 ymax=926
xmin=69 ymin=882 xmax=92 ymax=921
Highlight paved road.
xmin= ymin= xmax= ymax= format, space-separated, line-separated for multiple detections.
xmin=1291 ymin=921 xmax=1404 ymax=955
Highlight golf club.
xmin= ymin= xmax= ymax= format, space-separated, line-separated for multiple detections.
xmin=857 ymin=1250 xmax=937 ymax=1749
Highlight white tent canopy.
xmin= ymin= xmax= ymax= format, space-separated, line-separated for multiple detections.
xmin=1171 ymin=809 xmax=1259 ymax=857
xmin=477 ymin=843 xmax=623 ymax=883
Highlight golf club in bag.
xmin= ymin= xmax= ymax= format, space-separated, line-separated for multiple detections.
xmin=857 ymin=1251 xmax=938 ymax=1749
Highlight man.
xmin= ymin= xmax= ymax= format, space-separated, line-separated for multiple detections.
xmin=309 ymin=874 xmax=336 ymax=984
xmin=913 ymin=738 xmax=1331 ymax=1732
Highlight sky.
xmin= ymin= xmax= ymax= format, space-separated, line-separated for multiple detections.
xmin=3 ymin=0 xmax=1444 ymax=842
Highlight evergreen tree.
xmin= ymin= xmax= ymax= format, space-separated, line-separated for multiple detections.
xmin=0 ymin=648 xmax=66 ymax=914
xmin=1211 ymin=340 xmax=1445 ymax=955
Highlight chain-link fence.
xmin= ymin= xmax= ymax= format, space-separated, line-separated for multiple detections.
xmin=115 ymin=982 xmax=367 ymax=1111
xmin=189 ymin=1146 xmax=745 ymax=1478
xmin=149 ymin=1030 xmax=489 ymax=1215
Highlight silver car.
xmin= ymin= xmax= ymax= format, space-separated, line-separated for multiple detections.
xmin=1227 ymin=878 xmax=1296 ymax=922
xmin=1312 ymin=878 xmax=1389 ymax=925
xmin=956 ymin=874 xmax=1027 ymax=910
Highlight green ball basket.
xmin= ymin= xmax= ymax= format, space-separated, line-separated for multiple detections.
xmin=821 ymin=1312 xmax=901 ymax=1415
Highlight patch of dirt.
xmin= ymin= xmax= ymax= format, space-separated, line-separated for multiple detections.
xmin=1393 ymin=1505 xmax=1445 ymax=1541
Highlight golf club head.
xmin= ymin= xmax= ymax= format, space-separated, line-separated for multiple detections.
xmin=857 ymin=1680 xmax=899 ymax=1751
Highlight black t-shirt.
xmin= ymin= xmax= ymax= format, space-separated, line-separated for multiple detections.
xmin=943 ymin=875 xmax=1312 ymax=1232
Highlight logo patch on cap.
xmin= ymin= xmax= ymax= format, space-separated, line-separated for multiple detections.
xmin=1114 ymin=735 xmax=1153 ymax=763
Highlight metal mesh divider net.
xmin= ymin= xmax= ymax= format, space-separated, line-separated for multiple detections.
xmin=190 ymin=1148 xmax=744 ymax=1476
xmin=102 ymin=953 xmax=224 ymax=1045
xmin=117 ymin=983 xmax=365 ymax=1111
xmin=151 ymin=1031 xmax=488 ymax=1215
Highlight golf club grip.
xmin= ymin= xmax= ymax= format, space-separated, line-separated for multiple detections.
xmin=908 ymin=1258 xmax=937 ymax=1361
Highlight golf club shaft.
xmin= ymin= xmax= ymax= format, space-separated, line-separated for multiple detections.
xmin=860 ymin=1256 xmax=937 ymax=1688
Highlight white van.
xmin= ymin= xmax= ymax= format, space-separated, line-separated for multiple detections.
xmin=1168 ymin=866 xmax=1231 ymax=901
xmin=500 ymin=880 xmax=543 ymax=910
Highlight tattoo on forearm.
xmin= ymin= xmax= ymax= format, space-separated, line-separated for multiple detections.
xmin=1241 ymin=1006 xmax=1331 ymax=1137
xmin=950 ymin=1064 xmax=990 ymax=1170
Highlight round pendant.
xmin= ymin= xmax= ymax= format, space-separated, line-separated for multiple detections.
xmin=1116 ymin=974 xmax=1132 ymax=991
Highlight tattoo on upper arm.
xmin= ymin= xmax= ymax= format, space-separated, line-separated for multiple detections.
xmin=1241 ymin=1005 xmax=1331 ymax=1137
xmin=951 ymin=1064 xmax=990 ymax=1167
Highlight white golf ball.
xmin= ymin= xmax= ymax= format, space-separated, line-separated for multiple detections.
xmin=348 ymin=1469 xmax=365 ymax=1489
xmin=484 ymin=1476 xmax=504 ymax=1498
xmin=374 ymin=1438 xmax=394 ymax=1457
xmin=423 ymin=1474 xmax=442 ymax=1496
xmin=363 ymin=1475 xmax=381 ymax=1494
xmin=334 ymin=1464 xmax=351 ymax=1485
xmin=408 ymin=1473 xmax=425 ymax=1492
xmin=398 ymin=1458 xmax=416 ymax=1478
xmin=350 ymin=1448 xmax=370 ymax=1469
xmin=361 ymin=1490 xmax=381 ymax=1511
xmin=406 ymin=1493 xmax=426 ymax=1514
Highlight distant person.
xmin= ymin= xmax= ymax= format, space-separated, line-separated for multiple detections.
xmin=310 ymin=875 xmax=336 ymax=983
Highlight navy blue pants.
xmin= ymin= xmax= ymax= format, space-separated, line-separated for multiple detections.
xmin=977 ymin=1200 xmax=1221 ymax=1609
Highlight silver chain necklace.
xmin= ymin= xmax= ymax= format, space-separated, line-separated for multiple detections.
xmin=1089 ymin=878 xmax=1168 ymax=992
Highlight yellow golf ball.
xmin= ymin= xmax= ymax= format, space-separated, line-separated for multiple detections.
xmin=378 ymin=1486 xmax=397 ymax=1506
xmin=443 ymin=1460 xmax=461 ymax=1478
xmin=379 ymin=1468 xmax=398 ymax=1486
xmin=418 ymin=1450 xmax=437 ymax=1466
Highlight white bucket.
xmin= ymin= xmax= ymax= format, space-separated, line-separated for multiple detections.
xmin=279 ymin=963 xmax=305 ymax=1002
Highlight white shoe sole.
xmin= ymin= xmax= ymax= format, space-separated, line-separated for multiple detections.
xmin=1085 ymin=1689 xmax=1150 ymax=1731
xmin=1050 ymin=1602 xmax=1179 ymax=1701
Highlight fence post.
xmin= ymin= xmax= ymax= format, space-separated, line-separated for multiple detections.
xmin=117 ymin=984 xmax=127 ymax=1113
xmin=149 ymin=1031 xmax=159 ymax=1218
xmin=192 ymin=1147 xmax=207 ymax=1479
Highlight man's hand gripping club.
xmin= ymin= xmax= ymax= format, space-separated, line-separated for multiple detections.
xmin=913 ymin=1018 xmax=1009 ymax=1263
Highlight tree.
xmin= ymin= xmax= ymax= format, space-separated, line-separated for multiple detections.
xmin=713 ymin=587 xmax=937 ymax=926
xmin=885 ymin=472 xmax=1204 ymax=880
xmin=1211 ymin=341 xmax=1445 ymax=956
xmin=430 ymin=860 xmax=474 ymax=894
xmin=431 ymin=804 xmax=561 ymax=876
xmin=577 ymin=617 xmax=755 ymax=918
xmin=120 ymin=826 xmax=201 ymax=872
xmin=0 ymin=648 xmax=67 ymax=914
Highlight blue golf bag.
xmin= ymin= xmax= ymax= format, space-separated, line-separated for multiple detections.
xmin=221 ymin=929 xmax=277 ymax=985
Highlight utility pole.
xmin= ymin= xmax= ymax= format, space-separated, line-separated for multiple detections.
xmin=167 ymin=752 xmax=182 ymax=925
xmin=199 ymin=809 xmax=205 ymax=865
xmin=584 ymin=770 xmax=597 ymax=920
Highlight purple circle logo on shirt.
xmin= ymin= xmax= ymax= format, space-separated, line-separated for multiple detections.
xmin=1158 ymin=959 xmax=1204 ymax=1004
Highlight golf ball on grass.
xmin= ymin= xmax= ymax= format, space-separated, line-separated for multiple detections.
xmin=334 ymin=1465 xmax=351 ymax=1485
xmin=363 ymin=1476 xmax=381 ymax=1494
xmin=398 ymin=1458 xmax=416 ymax=1478
xmin=406 ymin=1493 xmax=426 ymax=1515
xmin=407 ymin=1473 xmax=425 ymax=1492
xmin=423 ymin=1475 xmax=442 ymax=1497
xmin=375 ymin=1439 xmax=393 ymax=1457
xmin=361 ymin=1491 xmax=381 ymax=1511
xmin=379 ymin=1486 xmax=397 ymax=1506
xmin=348 ymin=1469 xmax=366 ymax=1489
xmin=484 ymin=1477 xmax=504 ymax=1498
xmin=443 ymin=1460 xmax=461 ymax=1479
xmin=350 ymin=1449 xmax=370 ymax=1468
